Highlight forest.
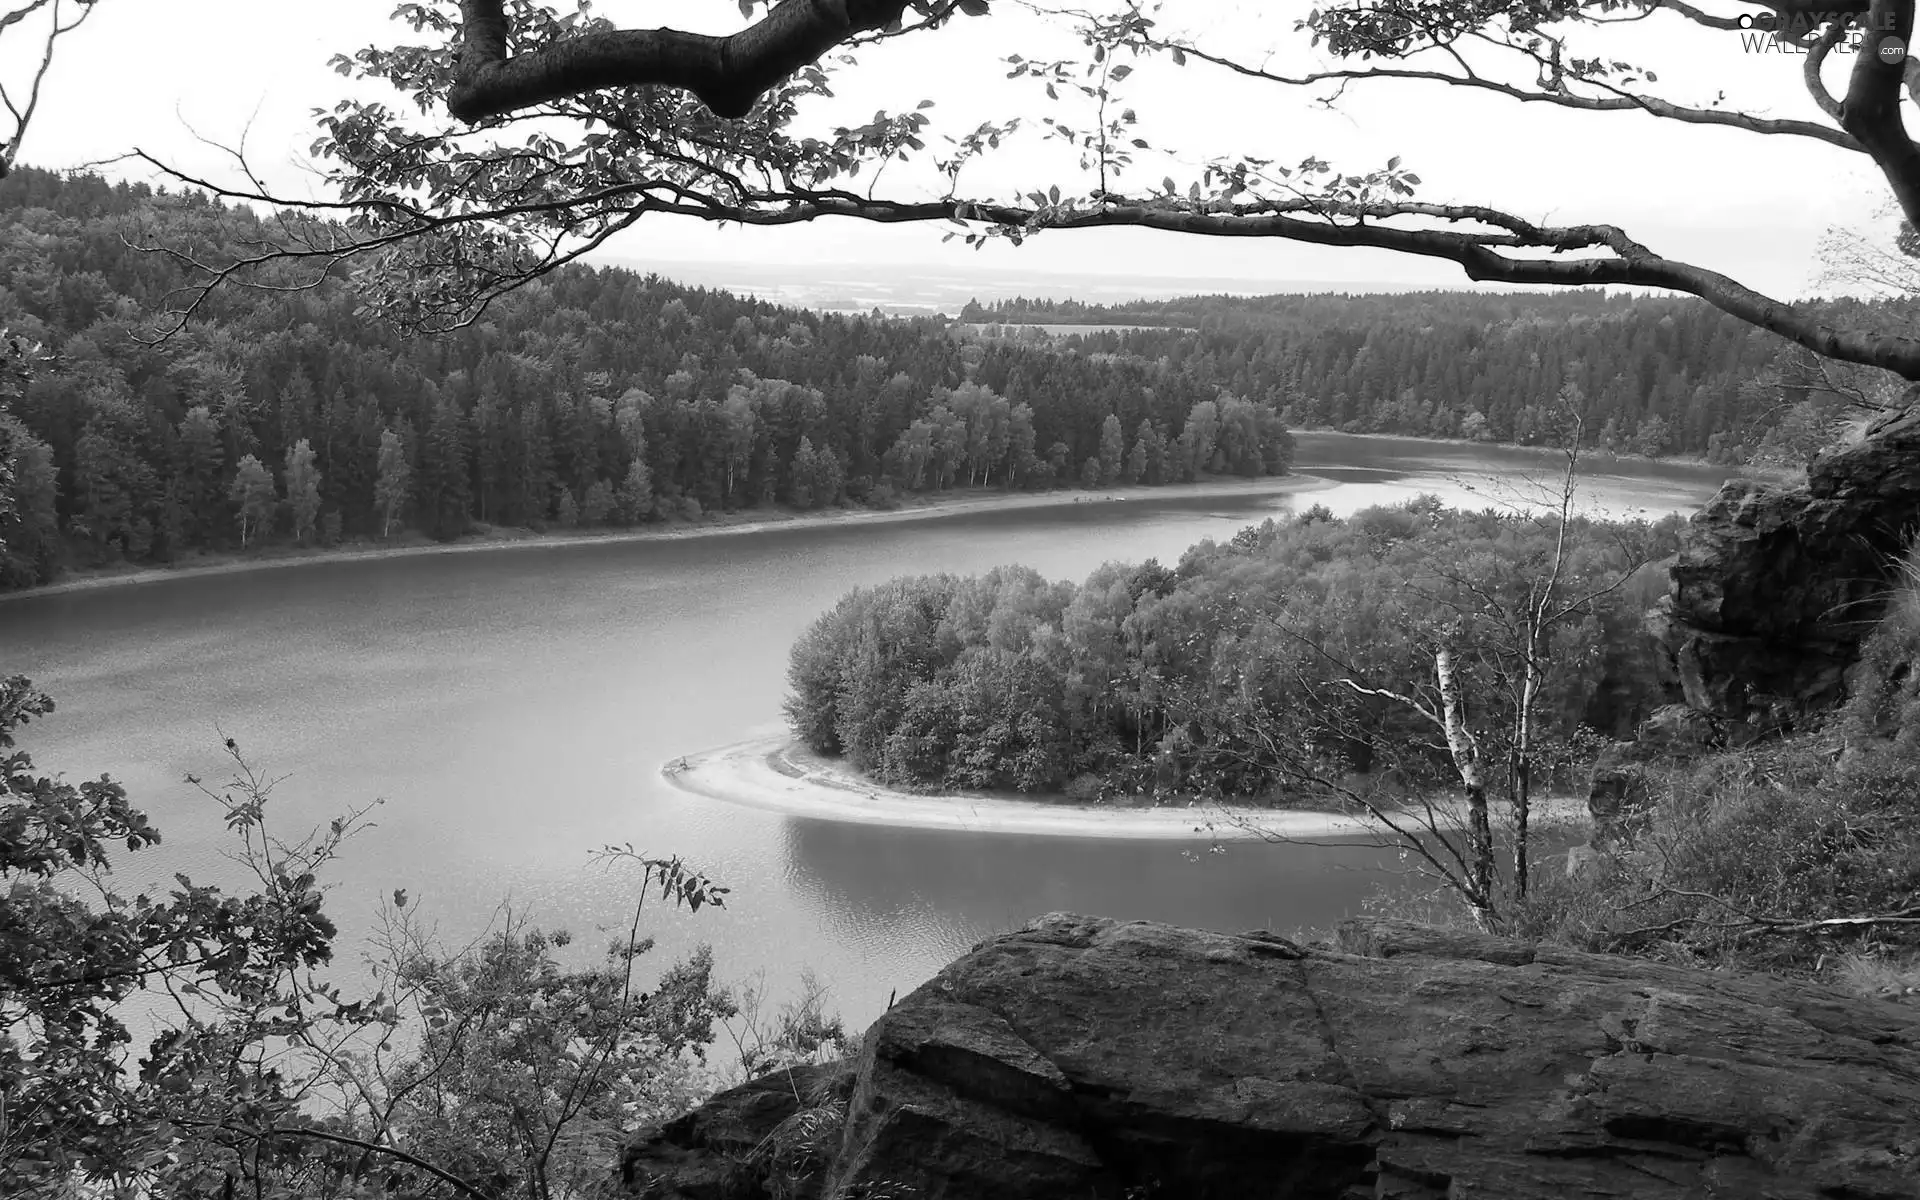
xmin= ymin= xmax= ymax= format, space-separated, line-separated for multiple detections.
xmin=0 ymin=167 xmax=1292 ymax=590
xmin=2 ymin=167 xmax=1888 ymax=595
xmin=785 ymin=496 xmax=1685 ymax=804
xmin=959 ymin=291 xmax=1912 ymax=462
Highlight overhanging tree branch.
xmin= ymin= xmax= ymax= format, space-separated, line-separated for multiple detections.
xmin=141 ymin=147 xmax=1920 ymax=376
xmin=1162 ymin=38 xmax=1862 ymax=152
xmin=448 ymin=0 xmax=932 ymax=122
xmin=1837 ymin=0 xmax=1920 ymax=227
xmin=0 ymin=0 xmax=98 ymax=178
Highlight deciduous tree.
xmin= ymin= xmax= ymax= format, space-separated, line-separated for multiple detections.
xmin=789 ymin=434 xmax=818 ymax=508
xmin=1096 ymin=413 xmax=1124 ymax=486
xmin=617 ymin=455 xmax=654 ymax=524
xmin=228 ymin=452 xmax=277 ymax=549
xmin=582 ymin=476 xmax=615 ymax=525
xmin=283 ymin=437 xmax=322 ymax=545
xmin=0 ymin=414 xmax=56 ymax=584
xmin=139 ymin=0 xmax=1920 ymax=400
xmin=0 ymin=674 xmax=739 ymax=1199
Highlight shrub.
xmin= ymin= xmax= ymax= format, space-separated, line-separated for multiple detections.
xmin=1063 ymin=773 xmax=1106 ymax=804
xmin=1838 ymin=544 xmax=1920 ymax=750
xmin=1515 ymin=738 xmax=1920 ymax=973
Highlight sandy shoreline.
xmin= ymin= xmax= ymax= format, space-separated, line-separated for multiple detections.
xmin=667 ymin=736 xmax=1378 ymax=840
xmin=665 ymin=736 xmax=1593 ymax=841
xmin=1 ymin=474 xmax=1334 ymax=603
xmin=1292 ymin=427 xmax=1793 ymax=479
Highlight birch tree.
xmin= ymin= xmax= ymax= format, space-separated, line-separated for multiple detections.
xmin=227 ymin=453 xmax=277 ymax=551
xmin=283 ymin=438 xmax=322 ymax=546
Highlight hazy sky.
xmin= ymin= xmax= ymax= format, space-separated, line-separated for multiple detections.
xmin=3 ymin=0 xmax=1897 ymax=299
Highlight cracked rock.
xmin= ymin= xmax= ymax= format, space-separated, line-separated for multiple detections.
xmin=623 ymin=914 xmax=1920 ymax=1199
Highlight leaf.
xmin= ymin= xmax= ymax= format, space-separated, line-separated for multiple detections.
xmin=738 ymin=0 xmax=753 ymax=15
xmin=1171 ymin=47 xmax=1187 ymax=65
xmin=1388 ymin=155 xmax=1401 ymax=170
xmin=1049 ymin=184 xmax=1061 ymax=204
xmin=1111 ymin=64 xmax=1133 ymax=80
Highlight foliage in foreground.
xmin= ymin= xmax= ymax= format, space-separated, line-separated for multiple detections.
xmin=1515 ymin=738 xmax=1920 ymax=982
xmin=786 ymin=496 xmax=1681 ymax=805
xmin=1513 ymin=551 xmax=1920 ymax=986
xmin=0 ymin=674 xmax=844 ymax=1199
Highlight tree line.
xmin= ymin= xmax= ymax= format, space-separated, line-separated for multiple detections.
xmin=786 ymin=495 xmax=1684 ymax=807
xmin=960 ymin=290 xmax=1908 ymax=464
xmin=0 ymin=167 xmax=1295 ymax=589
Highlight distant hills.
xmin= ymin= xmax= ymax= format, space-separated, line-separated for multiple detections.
xmin=599 ymin=256 xmax=1457 ymax=316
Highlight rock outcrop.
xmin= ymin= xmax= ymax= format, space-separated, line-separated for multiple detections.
xmin=623 ymin=914 xmax=1920 ymax=1199
xmin=1652 ymin=404 xmax=1920 ymax=729
xmin=1584 ymin=754 xmax=1654 ymax=852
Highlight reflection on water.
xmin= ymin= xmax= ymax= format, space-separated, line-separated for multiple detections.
xmin=0 ymin=433 xmax=1735 ymax=1030
xmin=781 ymin=817 xmax=1404 ymax=951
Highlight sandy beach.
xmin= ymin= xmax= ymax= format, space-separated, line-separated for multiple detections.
xmin=664 ymin=736 xmax=1594 ymax=841
xmin=662 ymin=736 xmax=1385 ymax=840
xmin=1 ymin=473 xmax=1335 ymax=603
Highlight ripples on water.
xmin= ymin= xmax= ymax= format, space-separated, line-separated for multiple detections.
xmin=0 ymin=434 xmax=1735 ymax=1029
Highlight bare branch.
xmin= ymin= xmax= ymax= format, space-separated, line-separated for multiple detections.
xmin=1165 ymin=39 xmax=1861 ymax=152
xmin=1336 ymin=677 xmax=1442 ymax=728
xmin=0 ymin=0 xmax=98 ymax=178
xmin=178 ymin=1119 xmax=494 ymax=1200
xmin=1805 ymin=20 xmax=1849 ymax=121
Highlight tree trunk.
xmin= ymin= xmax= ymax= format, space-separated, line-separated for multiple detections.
xmin=1434 ymin=647 xmax=1496 ymax=921
xmin=1513 ymin=649 xmax=1539 ymax=902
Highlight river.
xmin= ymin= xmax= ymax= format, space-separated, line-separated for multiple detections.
xmin=0 ymin=433 xmax=1738 ymax=1031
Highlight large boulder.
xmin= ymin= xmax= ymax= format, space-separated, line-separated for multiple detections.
xmin=623 ymin=914 xmax=1920 ymax=1199
xmin=1651 ymin=404 xmax=1920 ymax=728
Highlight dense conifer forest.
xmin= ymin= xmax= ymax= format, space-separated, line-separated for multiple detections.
xmin=0 ymin=168 xmax=1290 ymax=590
xmin=960 ymin=291 xmax=1911 ymax=460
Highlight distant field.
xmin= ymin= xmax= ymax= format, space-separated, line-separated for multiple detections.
xmin=958 ymin=322 xmax=1192 ymax=336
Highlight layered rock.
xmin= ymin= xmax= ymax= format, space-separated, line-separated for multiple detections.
xmin=623 ymin=914 xmax=1920 ymax=1199
xmin=1652 ymin=404 xmax=1920 ymax=729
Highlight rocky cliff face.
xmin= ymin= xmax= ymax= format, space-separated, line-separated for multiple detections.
xmin=622 ymin=914 xmax=1920 ymax=1200
xmin=1651 ymin=405 xmax=1920 ymax=731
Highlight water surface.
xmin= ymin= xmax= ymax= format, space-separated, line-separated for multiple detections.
xmin=0 ymin=434 xmax=1737 ymax=1029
